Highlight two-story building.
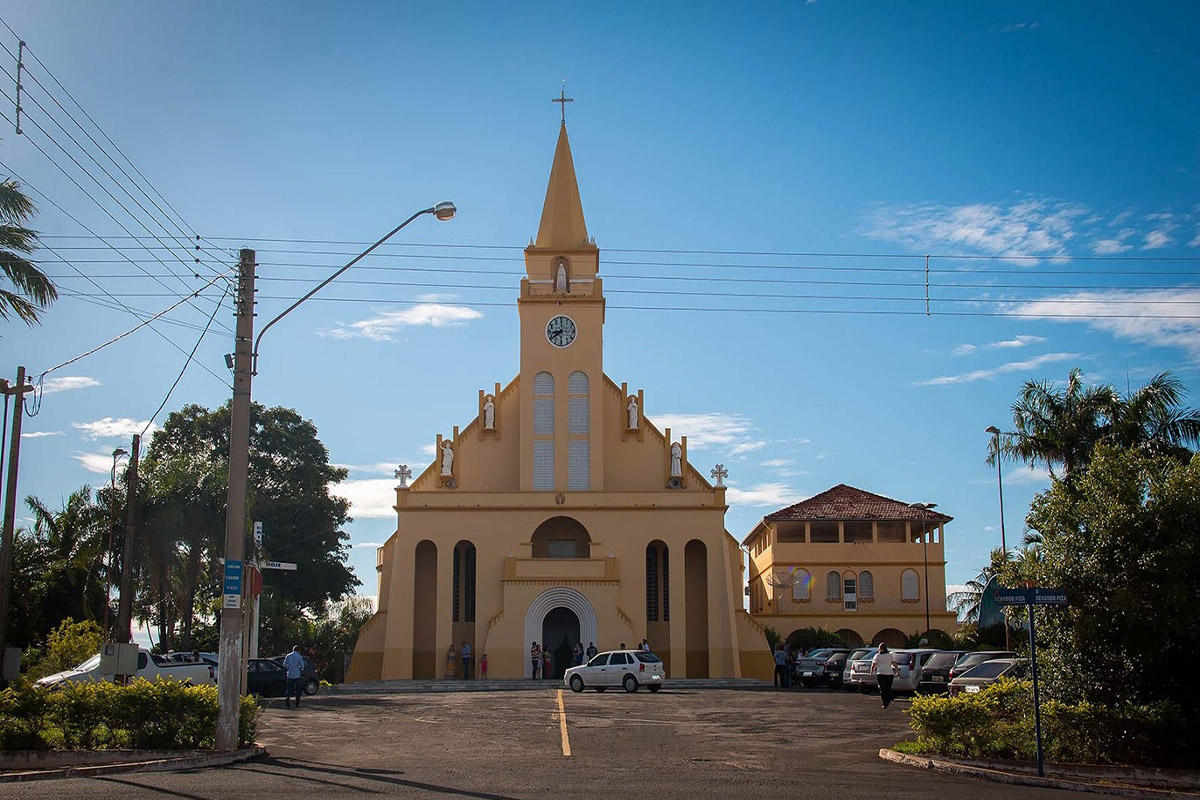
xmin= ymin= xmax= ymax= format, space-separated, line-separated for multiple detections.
xmin=744 ymin=484 xmax=957 ymax=649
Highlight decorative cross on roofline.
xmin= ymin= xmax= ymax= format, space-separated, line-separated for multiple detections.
xmin=394 ymin=464 xmax=412 ymax=488
xmin=711 ymin=464 xmax=728 ymax=487
xmin=552 ymin=80 xmax=574 ymax=123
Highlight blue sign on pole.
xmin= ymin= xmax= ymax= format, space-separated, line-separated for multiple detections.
xmin=223 ymin=559 xmax=243 ymax=595
xmin=994 ymin=587 xmax=1032 ymax=606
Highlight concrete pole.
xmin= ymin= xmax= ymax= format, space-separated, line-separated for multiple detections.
xmin=115 ymin=434 xmax=140 ymax=645
xmin=0 ymin=367 xmax=30 ymax=649
xmin=216 ymin=249 xmax=255 ymax=751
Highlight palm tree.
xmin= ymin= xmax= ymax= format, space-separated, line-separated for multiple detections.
xmin=25 ymin=488 xmax=108 ymax=624
xmin=948 ymin=548 xmax=1010 ymax=623
xmin=0 ymin=177 xmax=56 ymax=324
xmin=1108 ymin=372 xmax=1200 ymax=462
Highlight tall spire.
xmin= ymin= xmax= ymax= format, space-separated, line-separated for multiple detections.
xmin=535 ymin=122 xmax=589 ymax=249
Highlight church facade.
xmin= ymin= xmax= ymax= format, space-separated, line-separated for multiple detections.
xmin=347 ymin=122 xmax=771 ymax=682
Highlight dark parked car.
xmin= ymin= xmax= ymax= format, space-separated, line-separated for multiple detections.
xmin=246 ymin=658 xmax=289 ymax=697
xmin=793 ymin=648 xmax=849 ymax=688
xmin=270 ymin=653 xmax=320 ymax=695
xmin=949 ymin=650 xmax=1017 ymax=683
xmin=917 ymin=650 xmax=967 ymax=693
xmin=823 ymin=651 xmax=852 ymax=689
xmin=948 ymin=658 xmax=1028 ymax=696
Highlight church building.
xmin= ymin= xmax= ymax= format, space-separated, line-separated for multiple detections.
xmin=347 ymin=121 xmax=771 ymax=682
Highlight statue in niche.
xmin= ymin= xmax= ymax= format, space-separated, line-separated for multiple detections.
xmin=440 ymin=440 xmax=455 ymax=476
xmin=483 ymin=395 xmax=496 ymax=429
xmin=626 ymin=396 xmax=639 ymax=430
xmin=670 ymin=442 xmax=683 ymax=477
xmin=554 ymin=259 xmax=569 ymax=293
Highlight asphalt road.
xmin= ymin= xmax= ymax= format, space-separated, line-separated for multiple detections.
xmin=8 ymin=686 xmax=1081 ymax=799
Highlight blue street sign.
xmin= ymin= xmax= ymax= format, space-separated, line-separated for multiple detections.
xmin=994 ymin=586 xmax=1069 ymax=606
xmin=223 ymin=559 xmax=243 ymax=595
xmin=994 ymin=587 xmax=1032 ymax=606
xmin=1033 ymin=588 xmax=1068 ymax=606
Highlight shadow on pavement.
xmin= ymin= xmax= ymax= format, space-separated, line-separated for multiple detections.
xmin=239 ymin=756 xmax=523 ymax=800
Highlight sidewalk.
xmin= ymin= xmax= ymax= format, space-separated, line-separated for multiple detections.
xmin=0 ymin=746 xmax=266 ymax=783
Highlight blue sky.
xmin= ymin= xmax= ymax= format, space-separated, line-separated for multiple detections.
xmin=2 ymin=1 xmax=1199 ymax=614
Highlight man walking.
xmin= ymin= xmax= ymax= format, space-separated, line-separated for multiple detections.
xmin=284 ymin=645 xmax=306 ymax=708
xmin=460 ymin=640 xmax=472 ymax=679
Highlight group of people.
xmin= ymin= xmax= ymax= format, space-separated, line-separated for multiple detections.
xmin=528 ymin=639 xmax=653 ymax=678
xmin=446 ymin=641 xmax=487 ymax=679
xmin=770 ymin=641 xmax=900 ymax=709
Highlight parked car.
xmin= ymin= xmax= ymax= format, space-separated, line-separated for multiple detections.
xmin=841 ymin=647 xmax=876 ymax=690
xmin=823 ymin=651 xmax=852 ymax=689
xmin=246 ymin=658 xmax=290 ymax=697
xmin=269 ymin=653 xmax=320 ymax=695
xmin=793 ymin=648 xmax=848 ymax=687
xmin=848 ymin=649 xmax=881 ymax=692
xmin=917 ymin=650 xmax=967 ymax=693
xmin=564 ymin=650 xmax=665 ymax=693
xmin=889 ymin=649 xmax=942 ymax=694
xmin=949 ymin=650 xmax=1017 ymax=683
xmin=36 ymin=648 xmax=216 ymax=687
xmin=948 ymin=658 xmax=1028 ymax=696
xmin=165 ymin=650 xmax=218 ymax=664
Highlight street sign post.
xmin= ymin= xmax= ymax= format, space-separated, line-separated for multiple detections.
xmin=222 ymin=559 xmax=243 ymax=609
xmin=994 ymin=584 xmax=1069 ymax=777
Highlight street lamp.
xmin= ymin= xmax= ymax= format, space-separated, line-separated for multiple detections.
xmin=908 ymin=502 xmax=937 ymax=636
xmin=215 ymin=202 xmax=456 ymax=751
xmin=985 ymin=425 xmax=1013 ymax=650
xmin=101 ymin=447 xmax=129 ymax=640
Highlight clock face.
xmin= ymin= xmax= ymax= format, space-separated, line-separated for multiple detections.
xmin=546 ymin=315 xmax=577 ymax=348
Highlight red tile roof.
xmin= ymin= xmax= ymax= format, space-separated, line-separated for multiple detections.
xmin=764 ymin=484 xmax=953 ymax=523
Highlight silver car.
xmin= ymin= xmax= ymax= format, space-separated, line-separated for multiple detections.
xmin=847 ymin=648 xmax=880 ymax=691
xmin=888 ymin=648 xmax=941 ymax=694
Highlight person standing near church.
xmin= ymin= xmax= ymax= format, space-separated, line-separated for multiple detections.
xmin=530 ymin=642 xmax=541 ymax=679
xmin=586 ymin=642 xmax=597 ymax=660
xmin=872 ymin=644 xmax=897 ymax=708
xmin=284 ymin=645 xmax=306 ymax=708
xmin=460 ymin=640 xmax=471 ymax=679
xmin=772 ymin=643 xmax=788 ymax=688
xmin=542 ymin=646 xmax=552 ymax=679
xmin=641 ymin=638 xmax=650 ymax=652
xmin=573 ymin=642 xmax=584 ymax=666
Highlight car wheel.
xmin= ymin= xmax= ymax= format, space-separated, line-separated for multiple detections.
xmin=623 ymin=675 xmax=638 ymax=693
xmin=570 ymin=675 xmax=584 ymax=693
xmin=647 ymin=685 xmax=661 ymax=693
xmin=304 ymin=678 xmax=319 ymax=696
xmin=594 ymin=687 xmax=606 ymax=693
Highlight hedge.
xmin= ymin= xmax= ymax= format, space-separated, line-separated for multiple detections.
xmin=902 ymin=678 xmax=1194 ymax=768
xmin=0 ymin=679 xmax=259 ymax=750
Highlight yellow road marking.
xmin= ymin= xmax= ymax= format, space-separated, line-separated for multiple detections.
xmin=556 ymin=689 xmax=571 ymax=757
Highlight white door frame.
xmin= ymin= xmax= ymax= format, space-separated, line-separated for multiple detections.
xmin=523 ymin=587 xmax=598 ymax=678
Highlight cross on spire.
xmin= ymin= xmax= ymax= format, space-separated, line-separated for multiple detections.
xmin=552 ymin=81 xmax=574 ymax=123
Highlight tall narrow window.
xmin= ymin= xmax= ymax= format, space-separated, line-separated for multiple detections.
xmin=533 ymin=371 xmax=554 ymax=489
xmin=464 ymin=545 xmax=476 ymax=622
xmin=661 ymin=545 xmax=670 ymax=621
xmin=901 ymin=569 xmax=920 ymax=601
xmin=859 ymin=570 xmax=874 ymax=600
xmin=646 ymin=546 xmax=659 ymax=621
xmin=791 ymin=569 xmax=811 ymax=601
xmin=826 ymin=571 xmax=842 ymax=601
xmin=567 ymin=371 xmax=589 ymax=490
xmin=452 ymin=550 xmax=462 ymax=622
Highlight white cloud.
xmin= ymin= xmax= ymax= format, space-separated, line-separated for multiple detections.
xmin=1001 ymin=21 xmax=1039 ymax=32
xmin=1005 ymin=465 xmax=1051 ymax=485
xmin=354 ymin=541 xmax=386 ymax=549
xmin=335 ymin=461 xmax=404 ymax=477
xmin=415 ymin=293 xmax=458 ymax=302
xmin=42 ymin=376 xmax=100 ymax=394
xmin=73 ymin=452 xmax=118 ymax=474
xmin=331 ymin=478 xmax=397 ymax=519
xmin=653 ymin=411 xmax=768 ymax=458
xmin=915 ymin=352 xmax=1079 ymax=387
xmin=72 ymin=418 xmax=156 ymax=440
xmin=990 ymin=334 xmax=1046 ymax=349
xmin=21 ymin=430 xmax=63 ymax=438
xmin=1094 ymin=228 xmax=1135 ymax=254
xmin=951 ymin=344 xmax=977 ymax=356
xmin=1144 ymin=229 xmax=1174 ymax=250
xmin=725 ymin=482 xmax=798 ymax=507
xmin=420 ymin=444 xmax=437 ymax=456
xmin=1013 ymin=289 xmax=1200 ymax=359
xmin=762 ymin=458 xmax=790 ymax=468
xmin=321 ymin=304 xmax=484 ymax=342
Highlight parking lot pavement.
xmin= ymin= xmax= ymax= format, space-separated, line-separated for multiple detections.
xmin=6 ymin=687 xmax=1083 ymax=799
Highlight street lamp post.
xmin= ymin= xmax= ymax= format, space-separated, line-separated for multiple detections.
xmin=214 ymin=202 xmax=456 ymax=751
xmin=985 ymin=425 xmax=1013 ymax=650
xmin=101 ymin=447 xmax=129 ymax=639
xmin=909 ymin=502 xmax=937 ymax=636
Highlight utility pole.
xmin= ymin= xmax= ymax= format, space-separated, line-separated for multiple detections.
xmin=115 ymin=434 xmax=140 ymax=644
xmin=216 ymin=248 xmax=255 ymax=751
xmin=0 ymin=366 xmax=34 ymax=651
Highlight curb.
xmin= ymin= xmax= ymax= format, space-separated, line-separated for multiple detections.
xmin=0 ymin=745 xmax=266 ymax=783
xmin=331 ymin=679 xmax=774 ymax=695
xmin=879 ymin=748 xmax=1200 ymax=799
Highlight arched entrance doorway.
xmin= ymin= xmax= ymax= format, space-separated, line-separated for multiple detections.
xmin=522 ymin=587 xmax=598 ymax=678
xmin=542 ymin=607 xmax=580 ymax=679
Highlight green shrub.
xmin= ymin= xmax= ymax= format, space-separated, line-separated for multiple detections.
xmin=904 ymin=679 xmax=1193 ymax=767
xmin=25 ymin=619 xmax=103 ymax=680
xmin=784 ymin=626 xmax=847 ymax=652
xmin=0 ymin=679 xmax=260 ymax=751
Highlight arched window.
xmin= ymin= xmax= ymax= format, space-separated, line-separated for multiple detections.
xmin=859 ymin=570 xmax=874 ymax=600
xmin=825 ymin=571 xmax=841 ymax=601
xmin=533 ymin=372 xmax=554 ymax=489
xmin=901 ymin=569 xmax=920 ymax=601
xmin=791 ymin=569 xmax=811 ymax=601
xmin=568 ymin=371 xmax=589 ymax=490
xmin=645 ymin=540 xmax=669 ymax=621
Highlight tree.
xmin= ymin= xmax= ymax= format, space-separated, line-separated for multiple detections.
xmin=24 ymin=488 xmax=108 ymax=629
xmin=0 ymin=176 xmax=56 ymax=324
xmin=25 ymin=618 xmax=102 ymax=679
xmin=784 ymin=626 xmax=846 ymax=652
xmin=1108 ymin=372 xmax=1200 ymax=461
xmin=999 ymin=446 xmax=1200 ymax=717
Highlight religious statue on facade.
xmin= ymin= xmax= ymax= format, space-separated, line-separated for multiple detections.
xmin=670 ymin=442 xmax=682 ymax=477
xmin=483 ymin=395 xmax=496 ymax=429
xmin=555 ymin=260 xmax=568 ymax=293
xmin=626 ymin=396 xmax=639 ymax=430
xmin=440 ymin=440 xmax=455 ymax=476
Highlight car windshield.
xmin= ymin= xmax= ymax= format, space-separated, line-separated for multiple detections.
xmin=960 ymin=661 xmax=1012 ymax=679
xmin=847 ymin=649 xmax=872 ymax=661
xmin=73 ymin=654 xmax=101 ymax=672
xmin=634 ymin=653 xmax=661 ymax=663
xmin=925 ymin=653 xmax=958 ymax=669
xmin=806 ymin=649 xmax=833 ymax=660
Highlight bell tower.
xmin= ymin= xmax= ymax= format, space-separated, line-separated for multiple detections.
xmin=518 ymin=121 xmax=606 ymax=492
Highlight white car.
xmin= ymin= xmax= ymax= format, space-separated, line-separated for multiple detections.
xmin=564 ymin=650 xmax=665 ymax=693
xmin=36 ymin=648 xmax=216 ymax=687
